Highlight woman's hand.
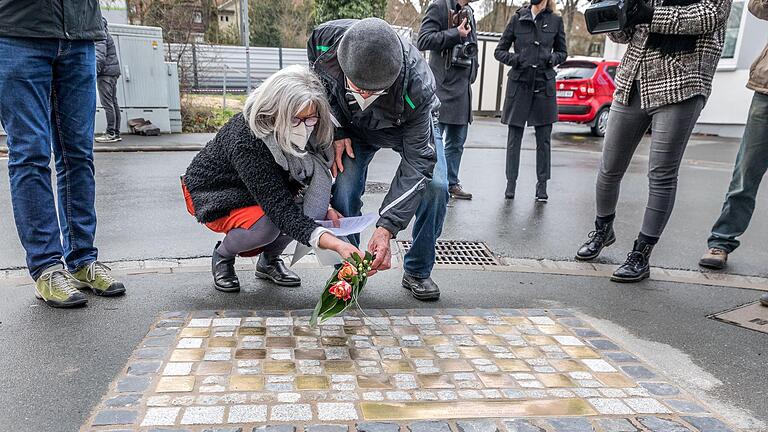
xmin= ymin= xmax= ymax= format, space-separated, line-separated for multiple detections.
xmin=326 ymin=207 xmax=343 ymax=228
xmin=318 ymin=232 xmax=363 ymax=260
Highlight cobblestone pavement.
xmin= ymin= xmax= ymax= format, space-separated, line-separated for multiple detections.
xmin=84 ymin=309 xmax=737 ymax=432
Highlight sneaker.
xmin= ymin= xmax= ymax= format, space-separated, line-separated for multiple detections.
xmin=761 ymin=293 xmax=768 ymax=307
xmin=72 ymin=261 xmax=126 ymax=296
xmin=449 ymin=184 xmax=473 ymax=200
xmin=35 ymin=264 xmax=88 ymax=308
xmin=535 ymin=181 xmax=548 ymax=203
xmin=95 ymin=133 xmax=122 ymax=143
xmin=699 ymin=248 xmax=728 ymax=269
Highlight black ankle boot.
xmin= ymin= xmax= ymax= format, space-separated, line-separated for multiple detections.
xmin=576 ymin=219 xmax=616 ymax=261
xmin=255 ymin=253 xmax=301 ymax=287
xmin=611 ymin=239 xmax=654 ymax=283
xmin=535 ymin=181 xmax=548 ymax=202
xmin=212 ymin=242 xmax=240 ymax=292
xmin=505 ymin=181 xmax=516 ymax=199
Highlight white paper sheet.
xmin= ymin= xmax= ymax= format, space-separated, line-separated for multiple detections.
xmin=290 ymin=213 xmax=378 ymax=267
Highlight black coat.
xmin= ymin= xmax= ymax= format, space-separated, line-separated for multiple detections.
xmin=183 ymin=114 xmax=319 ymax=246
xmin=96 ymin=19 xmax=120 ymax=77
xmin=0 ymin=0 xmax=105 ymax=40
xmin=418 ymin=0 xmax=479 ymax=125
xmin=494 ymin=7 xmax=567 ymax=127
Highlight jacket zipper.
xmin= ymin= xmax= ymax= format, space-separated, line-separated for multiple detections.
xmin=60 ymin=0 xmax=69 ymax=39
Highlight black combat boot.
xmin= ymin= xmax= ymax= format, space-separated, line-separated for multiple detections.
xmin=535 ymin=181 xmax=548 ymax=202
xmin=576 ymin=219 xmax=616 ymax=261
xmin=255 ymin=252 xmax=301 ymax=287
xmin=212 ymin=242 xmax=240 ymax=292
xmin=505 ymin=181 xmax=516 ymax=200
xmin=611 ymin=238 xmax=654 ymax=283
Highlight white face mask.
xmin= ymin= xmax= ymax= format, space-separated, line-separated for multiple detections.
xmin=290 ymin=123 xmax=314 ymax=152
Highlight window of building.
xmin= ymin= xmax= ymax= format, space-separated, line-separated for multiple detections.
xmin=722 ymin=0 xmax=744 ymax=59
xmin=193 ymin=11 xmax=203 ymax=24
xmin=225 ymin=16 xmax=229 ymax=22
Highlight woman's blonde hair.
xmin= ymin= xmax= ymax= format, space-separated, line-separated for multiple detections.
xmin=243 ymin=64 xmax=334 ymax=156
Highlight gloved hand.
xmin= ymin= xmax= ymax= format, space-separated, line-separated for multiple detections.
xmin=626 ymin=0 xmax=654 ymax=26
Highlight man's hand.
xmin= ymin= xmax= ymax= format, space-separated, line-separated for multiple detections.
xmin=326 ymin=207 xmax=343 ymax=228
xmin=457 ymin=17 xmax=471 ymax=38
xmin=367 ymin=227 xmax=393 ymax=276
xmin=332 ymin=138 xmax=354 ymax=177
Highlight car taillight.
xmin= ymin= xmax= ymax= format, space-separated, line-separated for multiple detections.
xmin=577 ymin=82 xmax=594 ymax=99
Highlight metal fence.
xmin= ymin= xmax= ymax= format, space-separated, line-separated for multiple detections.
xmin=171 ymin=29 xmax=510 ymax=114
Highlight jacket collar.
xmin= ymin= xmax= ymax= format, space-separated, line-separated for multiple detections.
xmin=517 ymin=6 xmax=551 ymax=22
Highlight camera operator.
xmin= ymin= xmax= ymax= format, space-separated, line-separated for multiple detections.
xmin=418 ymin=0 xmax=479 ymax=201
xmin=494 ymin=0 xmax=567 ymax=202
xmin=575 ymin=0 xmax=733 ymax=283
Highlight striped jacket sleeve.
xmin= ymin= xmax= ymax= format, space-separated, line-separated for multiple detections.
xmin=607 ymin=28 xmax=635 ymax=44
xmin=650 ymin=0 xmax=733 ymax=34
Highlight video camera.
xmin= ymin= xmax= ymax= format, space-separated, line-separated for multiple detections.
xmin=448 ymin=2 xmax=478 ymax=68
xmin=584 ymin=0 xmax=630 ymax=34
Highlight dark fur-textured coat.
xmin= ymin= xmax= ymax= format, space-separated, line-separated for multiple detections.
xmin=183 ymin=114 xmax=318 ymax=246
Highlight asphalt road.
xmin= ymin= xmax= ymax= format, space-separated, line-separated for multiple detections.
xmin=1 ymin=122 xmax=765 ymax=276
xmin=0 ymin=269 xmax=765 ymax=431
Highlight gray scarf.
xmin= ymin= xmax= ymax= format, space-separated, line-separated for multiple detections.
xmin=263 ymin=133 xmax=333 ymax=221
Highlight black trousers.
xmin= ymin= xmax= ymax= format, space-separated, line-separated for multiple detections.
xmin=506 ymin=124 xmax=552 ymax=184
xmin=97 ymin=75 xmax=120 ymax=135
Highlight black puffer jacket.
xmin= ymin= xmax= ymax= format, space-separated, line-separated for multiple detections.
xmin=0 ymin=0 xmax=105 ymax=40
xmin=96 ymin=18 xmax=120 ymax=77
xmin=183 ymin=114 xmax=319 ymax=246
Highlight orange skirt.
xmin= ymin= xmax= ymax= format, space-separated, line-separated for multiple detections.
xmin=181 ymin=177 xmax=265 ymax=234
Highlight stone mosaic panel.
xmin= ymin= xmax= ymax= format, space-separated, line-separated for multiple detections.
xmin=83 ymin=309 xmax=736 ymax=431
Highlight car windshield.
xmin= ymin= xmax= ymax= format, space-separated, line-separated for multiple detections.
xmin=556 ymin=63 xmax=597 ymax=80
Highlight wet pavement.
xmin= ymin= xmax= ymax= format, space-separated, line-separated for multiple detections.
xmin=1 ymin=121 xmax=767 ymax=431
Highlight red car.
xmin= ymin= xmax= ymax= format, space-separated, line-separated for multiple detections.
xmin=556 ymin=57 xmax=619 ymax=137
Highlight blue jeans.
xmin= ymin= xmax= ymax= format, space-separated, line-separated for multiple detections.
xmin=331 ymin=124 xmax=449 ymax=279
xmin=438 ymin=122 xmax=469 ymax=187
xmin=0 ymin=37 xmax=99 ymax=279
xmin=708 ymin=91 xmax=768 ymax=253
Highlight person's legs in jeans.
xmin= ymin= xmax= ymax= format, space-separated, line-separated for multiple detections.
xmin=640 ymin=95 xmax=705 ymax=240
xmin=404 ymin=124 xmax=449 ymax=279
xmin=708 ymin=92 xmax=768 ymax=253
xmin=439 ymin=122 xmax=469 ymax=187
xmin=0 ymin=37 xmax=64 ymax=280
xmin=50 ymin=40 xmax=100 ymax=273
xmin=97 ymin=75 xmax=120 ymax=136
xmin=330 ymin=139 xmax=379 ymax=247
xmin=534 ymin=124 xmax=552 ymax=183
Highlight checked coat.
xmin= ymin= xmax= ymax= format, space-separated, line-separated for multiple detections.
xmin=609 ymin=0 xmax=733 ymax=109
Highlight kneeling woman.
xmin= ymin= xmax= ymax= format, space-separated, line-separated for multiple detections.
xmin=183 ymin=65 xmax=361 ymax=291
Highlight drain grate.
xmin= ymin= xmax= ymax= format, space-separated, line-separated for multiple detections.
xmin=398 ymin=240 xmax=500 ymax=267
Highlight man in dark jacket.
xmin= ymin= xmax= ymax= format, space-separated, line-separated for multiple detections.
xmin=0 ymin=0 xmax=126 ymax=308
xmin=95 ymin=17 xmax=122 ymax=143
xmin=308 ymin=18 xmax=449 ymax=301
xmin=418 ymin=0 xmax=479 ymax=200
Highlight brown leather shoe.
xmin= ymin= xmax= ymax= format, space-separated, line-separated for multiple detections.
xmin=449 ymin=184 xmax=473 ymax=200
xmin=699 ymin=248 xmax=728 ymax=269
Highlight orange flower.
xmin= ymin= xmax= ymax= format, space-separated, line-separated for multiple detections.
xmin=329 ymin=280 xmax=353 ymax=301
xmin=337 ymin=261 xmax=358 ymax=281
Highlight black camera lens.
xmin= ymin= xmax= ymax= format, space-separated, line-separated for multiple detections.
xmin=463 ymin=42 xmax=478 ymax=58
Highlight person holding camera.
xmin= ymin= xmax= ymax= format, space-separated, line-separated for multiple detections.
xmin=418 ymin=0 xmax=479 ymax=201
xmin=308 ymin=18 xmax=448 ymax=301
xmin=494 ymin=0 xmax=567 ymax=202
xmin=575 ymin=0 xmax=733 ymax=282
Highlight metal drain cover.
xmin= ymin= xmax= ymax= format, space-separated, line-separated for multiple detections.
xmin=398 ymin=240 xmax=499 ymax=267
xmin=710 ymin=301 xmax=768 ymax=335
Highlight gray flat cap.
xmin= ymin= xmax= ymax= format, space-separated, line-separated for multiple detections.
xmin=338 ymin=18 xmax=403 ymax=91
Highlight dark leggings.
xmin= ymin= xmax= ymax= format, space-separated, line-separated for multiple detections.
xmin=217 ymin=215 xmax=293 ymax=258
xmin=506 ymin=124 xmax=552 ymax=184
xmin=596 ymin=83 xmax=704 ymax=238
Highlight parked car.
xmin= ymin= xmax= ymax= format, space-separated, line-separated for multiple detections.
xmin=555 ymin=57 xmax=619 ymax=137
